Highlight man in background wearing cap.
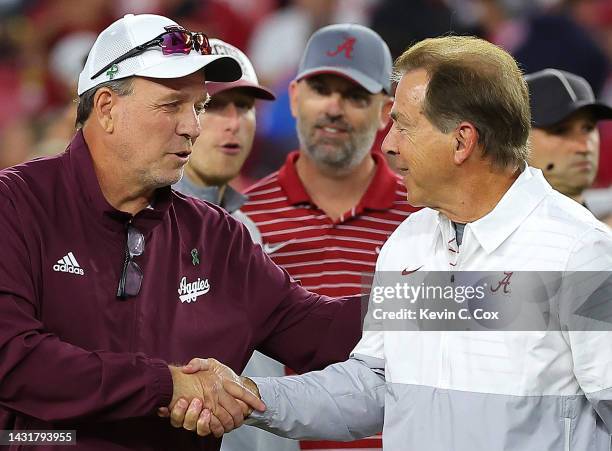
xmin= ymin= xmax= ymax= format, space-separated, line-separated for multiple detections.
xmin=0 ymin=14 xmax=362 ymax=451
xmin=525 ymin=68 xmax=612 ymax=210
xmin=174 ymin=38 xmax=273 ymax=249
xmin=241 ymin=23 xmax=417 ymax=450
xmin=173 ymin=38 xmax=298 ymax=451
xmin=170 ymin=35 xmax=612 ymax=451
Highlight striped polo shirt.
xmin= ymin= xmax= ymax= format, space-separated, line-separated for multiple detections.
xmin=243 ymin=151 xmax=417 ymax=449
xmin=243 ymin=151 xmax=419 ymax=298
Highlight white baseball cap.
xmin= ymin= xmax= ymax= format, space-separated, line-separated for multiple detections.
xmin=77 ymin=14 xmax=242 ymax=96
xmin=205 ymin=39 xmax=275 ymax=100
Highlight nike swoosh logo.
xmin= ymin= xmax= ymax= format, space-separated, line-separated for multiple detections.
xmin=262 ymin=239 xmax=295 ymax=254
xmin=401 ymin=265 xmax=423 ymax=276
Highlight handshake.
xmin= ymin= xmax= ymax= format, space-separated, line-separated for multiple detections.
xmin=159 ymin=358 xmax=266 ymax=437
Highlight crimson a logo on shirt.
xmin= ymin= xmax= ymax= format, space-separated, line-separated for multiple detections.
xmin=177 ymin=276 xmax=210 ymax=303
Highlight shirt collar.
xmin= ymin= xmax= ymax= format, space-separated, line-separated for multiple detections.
xmin=277 ymin=150 xmax=399 ymax=211
xmin=174 ymin=176 xmax=246 ymax=213
xmin=440 ymin=165 xmax=553 ymax=254
xmin=221 ymin=185 xmax=248 ymax=212
xmin=68 ymin=129 xmax=173 ymax=234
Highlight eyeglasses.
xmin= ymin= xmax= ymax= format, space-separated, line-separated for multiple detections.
xmin=117 ymin=225 xmax=145 ymax=299
xmin=91 ymin=25 xmax=212 ymax=80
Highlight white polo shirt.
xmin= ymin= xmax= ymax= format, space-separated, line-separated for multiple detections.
xmin=250 ymin=166 xmax=612 ymax=451
xmin=350 ymin=165 xmax=612 ymax=450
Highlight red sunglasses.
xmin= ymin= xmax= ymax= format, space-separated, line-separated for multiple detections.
xmin=91 ymin=25 xmax=212 ymax=80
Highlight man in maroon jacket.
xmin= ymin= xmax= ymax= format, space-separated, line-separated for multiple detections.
xmin=0 ymin=14 xmax=362 ymax=451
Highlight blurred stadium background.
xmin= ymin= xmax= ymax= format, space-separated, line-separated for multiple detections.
xmin=0 ymin=0 xmax=610 ymax=192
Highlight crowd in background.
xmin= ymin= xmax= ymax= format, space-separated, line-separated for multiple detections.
xmin=0 ymin=0 xmax=610 ymax=190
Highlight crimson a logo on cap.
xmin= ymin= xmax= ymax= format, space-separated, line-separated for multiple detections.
xmin=326 ymin=36 xmax=356 ymax=59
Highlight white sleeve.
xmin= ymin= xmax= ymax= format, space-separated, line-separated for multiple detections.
xmin=247 ymin=355 xmax=385 ymax=441
xmin=561 ymin=227 xmax=612 ymax=432
xmin=352 ymin=241 xmax=390 ymax=361
xmin=246 ymin=235 xmax=394 ymax=440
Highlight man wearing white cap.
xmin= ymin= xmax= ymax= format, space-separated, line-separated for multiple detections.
xmin=174 ymin=38 xmax=275 ymax=243
xmin=173 ymin=38 xmax=298 ymax=451
xmin=0 ymin=14 xmax=362 ymax=451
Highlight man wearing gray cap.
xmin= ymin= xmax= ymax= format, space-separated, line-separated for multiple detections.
xmin=242 ymin=22 xmax=416 ymax=323
xmin=241 ymin=24 xmax=416 ymax=450
xmin=0 ymin=14 xmax=363 ymax=451
xmin=525 ymin=68 xmax=612 ymax=208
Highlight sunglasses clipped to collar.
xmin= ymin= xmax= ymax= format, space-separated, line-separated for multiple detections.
xmin=91 ymin=25 xmax=212 ymax=80
xmin=117 ymin=225 xmax=145 ymax=299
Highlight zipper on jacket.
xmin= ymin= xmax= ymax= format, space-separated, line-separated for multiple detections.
xmin=564 ymin=417 xmax=571 ymax=451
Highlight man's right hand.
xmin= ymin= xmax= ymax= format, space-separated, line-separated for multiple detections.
xmin=165 ymin=359 xmax=265 ymax=437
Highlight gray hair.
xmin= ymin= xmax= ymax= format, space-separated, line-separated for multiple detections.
xmin=75 ymin=77 xmax=135 ymax=129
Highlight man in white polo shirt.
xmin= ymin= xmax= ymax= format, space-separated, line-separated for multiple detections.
xmin=167 ymin=35 xmax=612 ymax=450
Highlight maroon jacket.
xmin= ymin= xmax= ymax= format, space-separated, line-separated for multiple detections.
xmin=0 ymin=131 xmax=362 ymax=450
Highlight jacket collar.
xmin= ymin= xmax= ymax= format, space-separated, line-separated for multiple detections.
xmin=437 ymin=165 xmax=553 ymax=254
xmin=174 ymin=175 xmax=246 ymax=213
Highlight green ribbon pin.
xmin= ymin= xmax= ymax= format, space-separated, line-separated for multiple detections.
xmin=191 ymin=249 xmax=200 ymax=266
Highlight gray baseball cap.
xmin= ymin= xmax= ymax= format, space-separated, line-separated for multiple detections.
xmin=296 ymin=23 xmax=392 ymax=94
